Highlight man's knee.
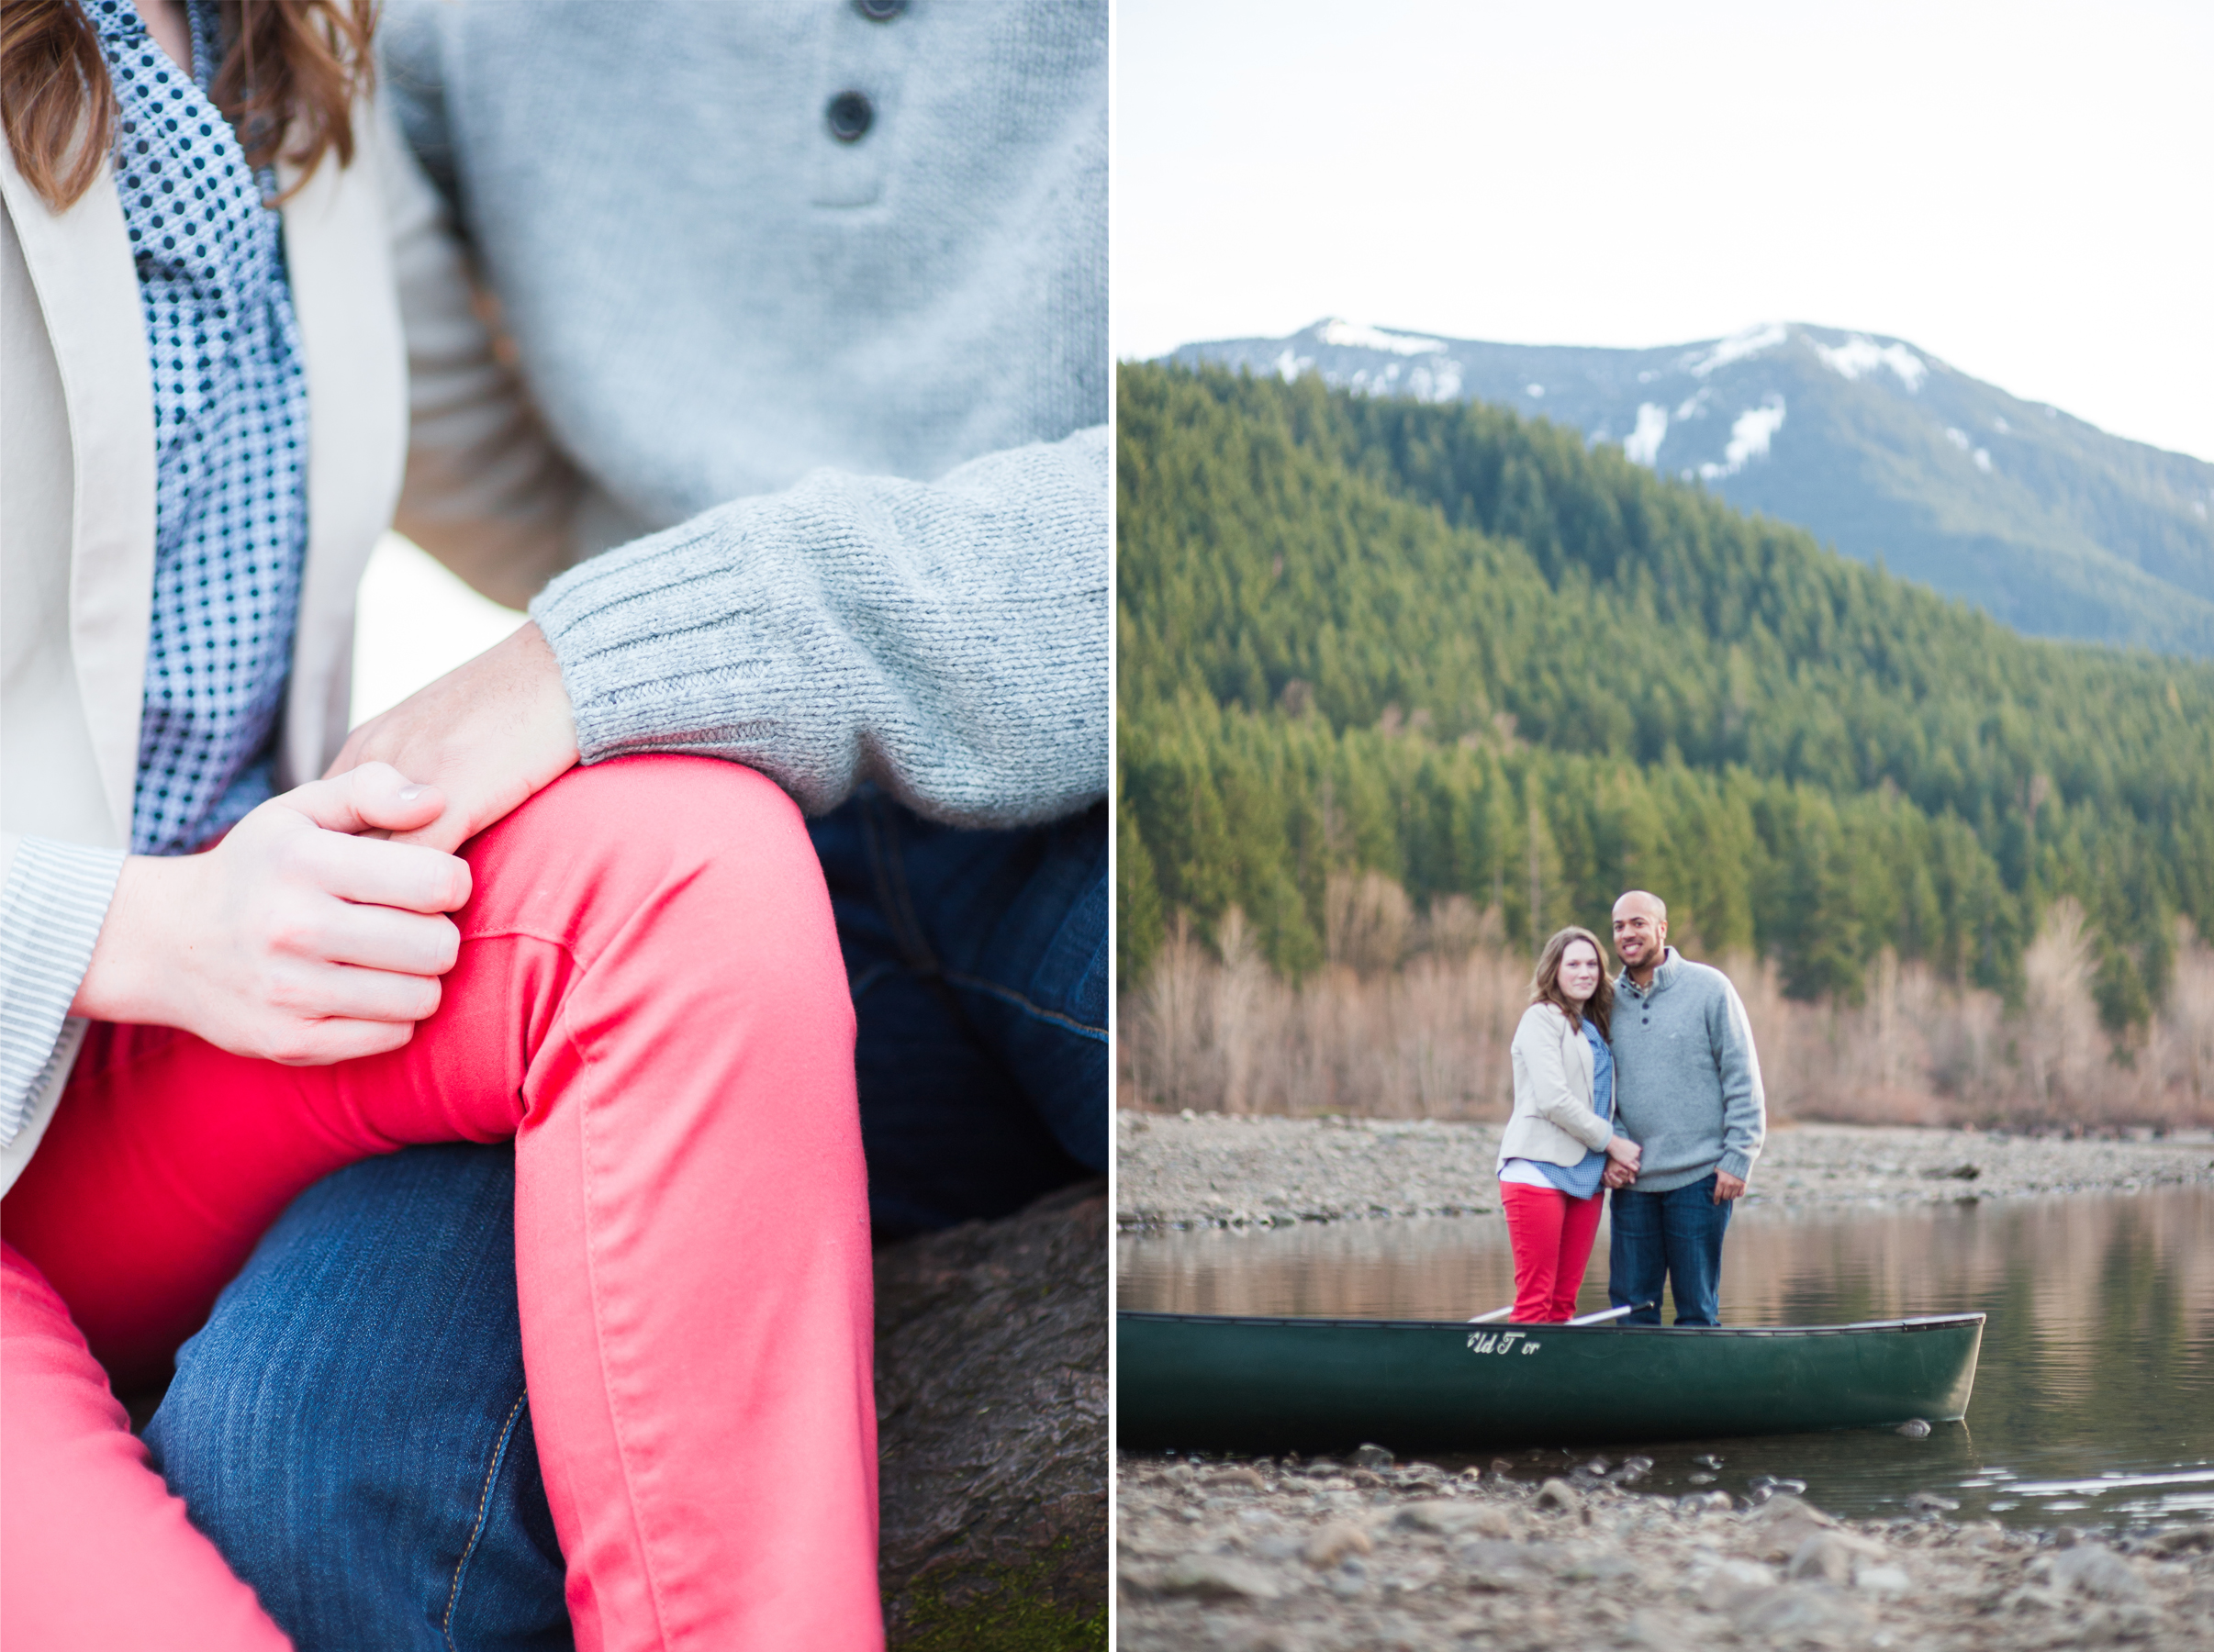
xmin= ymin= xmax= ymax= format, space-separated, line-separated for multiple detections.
xmin=148 ymin=1276 xmax=364 ymax=1613
xmin=148 ymin=1146 xmax=558 ymax=1647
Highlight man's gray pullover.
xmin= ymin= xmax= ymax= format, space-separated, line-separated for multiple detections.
xmin=1610 ymin=948 xmax=1766 ymax=1193
xmin=377 ymin=0 xmax=1106 ymax=827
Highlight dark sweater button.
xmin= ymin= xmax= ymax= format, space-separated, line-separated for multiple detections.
xmin=855 ymin=0 xmax=907 ymax=17
xmin=826 ymin=90 xmax=874 ymax=142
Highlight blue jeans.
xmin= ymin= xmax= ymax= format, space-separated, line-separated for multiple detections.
xmin=144 ymin=1146 xmax=567 ymax=1650
xmin=148 ymin=794 xmax=1106 ymax=1648
xmin=1607 ymin=1173 xmax=1733 ymax=1326
xmin=813 ymin=787 xmax=1107 ymax=1233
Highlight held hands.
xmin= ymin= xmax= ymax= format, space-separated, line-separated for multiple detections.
xmin=71 ymin=765 xmax=472 ymax=1066
xmin=1602 ymin=1134 xmax=1641 ymax=1189
xmin=330 ymin=620 xmax=580 ymax=854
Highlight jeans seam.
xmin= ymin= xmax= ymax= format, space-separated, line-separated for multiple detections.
xmin=941 ymin=970 xmax=1107 ymax=1041
xmin=861 ymin=795 xmax=940 ymax=974
xmin=443 ymin=1390 xmax=532 ymax=1652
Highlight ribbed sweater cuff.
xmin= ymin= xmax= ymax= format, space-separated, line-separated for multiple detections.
xmin=528 ymin=524 xmax=757 ymax=770
xmin=1 ymin=840 xmax=126 ymax=1144
xmin=1717 ymin=1149 xmax=1754 ymax=1184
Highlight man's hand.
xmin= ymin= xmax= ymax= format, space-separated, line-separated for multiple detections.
xmin=330 ymin=621 xmax=580 ymax=854
xmin=72 ymin=765 xmax=473 ymax=1065
xmin=1601 ymin=1160 xmax=1637 ymax=1190
xmin=1714 ymin=1171 xmax=1747 ymax=1203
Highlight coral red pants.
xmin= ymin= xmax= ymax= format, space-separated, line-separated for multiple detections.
xmin=0 ymin=757 xmax=880 ymax=1652
xmin=1500 ymin=1179 xmax=1605 ymax=1323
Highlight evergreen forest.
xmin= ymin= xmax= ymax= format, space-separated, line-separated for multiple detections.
xmin=1117 ymin=363 xmax=2214 ymax=1038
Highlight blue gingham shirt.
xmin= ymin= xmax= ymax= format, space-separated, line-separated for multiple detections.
xmin=0 ymin=0 xmax=308 ymax=1143
xmin=98 ymin=0 xmax=309 ymax=854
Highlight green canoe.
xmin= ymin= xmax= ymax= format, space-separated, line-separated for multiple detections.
xmin=1117 ymin=1311 xmax=1984 ymax=1453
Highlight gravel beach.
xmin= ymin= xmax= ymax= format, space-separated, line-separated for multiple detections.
xmin=1117 ymin=1113 xmax=2214 ymax=1232
xmin=1117 ymin=1115 xmax=2214 ymax=1646
xmin=1115 ymin=1453 xmax=2214 ymax=1650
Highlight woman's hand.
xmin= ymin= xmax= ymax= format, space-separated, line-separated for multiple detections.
xmin=71 ymin=765 xmax=473 ymax=1065
xmin=1604 ymin=1134 xmax=1641 ymax=1185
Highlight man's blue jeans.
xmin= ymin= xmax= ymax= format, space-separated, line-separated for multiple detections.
xmin=146 ymin=792 xmax=1106 ymax=1648
xmin=1607 ymin=1173 xmax=1733 ymax=1327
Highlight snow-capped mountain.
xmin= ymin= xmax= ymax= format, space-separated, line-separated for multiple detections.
xmin=1162 ymin=320 xmax=2214 ymax=656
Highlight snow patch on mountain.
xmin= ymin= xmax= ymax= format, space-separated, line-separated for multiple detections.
xmin=1699 ymin=398 xmax=1786 ymax=480
xmin=1945 ymin=428 xmax=1994 ymax=471
xmin=1408 ymin=360 xmax=1463 ymax=401
xmin=1317 ymin=319 xmax=1446 ymax=356
xmin=1815 ymin=334 xmax=1929 ymax=393
xmin=1624 ymin=403 xmax=1669 ymax=467
xmin=1687 ymin=322 xmax=1790 ymax=377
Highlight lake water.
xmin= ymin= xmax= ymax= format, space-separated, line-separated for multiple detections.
xmin=1117 ymin=1185 xmax=2214 ymax=1533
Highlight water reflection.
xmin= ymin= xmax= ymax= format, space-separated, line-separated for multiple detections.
xmin=1118 ymin=1186 xmax=2214 ymax=1531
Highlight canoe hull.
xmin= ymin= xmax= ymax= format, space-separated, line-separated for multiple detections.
xmin=1117 ymin=1312 xmax=1984 ymax=1453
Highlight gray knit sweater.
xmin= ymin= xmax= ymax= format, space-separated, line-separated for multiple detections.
xmin=1609 ymin=949 xmax=1767 ymax=1193
xmin=380 ymin=0 xmax=1108 ymax=825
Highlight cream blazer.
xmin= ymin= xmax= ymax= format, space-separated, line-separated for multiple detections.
xmin=1498 ymin=1002 xmax=1615 ymax=1170
xmin=1 ymin=111 xmax=411 ymax=1193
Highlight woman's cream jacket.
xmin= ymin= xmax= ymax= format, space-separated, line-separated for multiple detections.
xmin=1497 ymin=1001 xmax=1615 ymax=1171
xmin=0 ymin=110 xmax=431 ymax=1194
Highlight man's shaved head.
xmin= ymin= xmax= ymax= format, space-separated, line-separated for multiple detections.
xmin=1615 ymin=890 xmax=1667 ymax=924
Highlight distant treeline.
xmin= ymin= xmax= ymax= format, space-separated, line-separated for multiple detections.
xmin=1116 ymin=364 xmax=2214 ymax=1030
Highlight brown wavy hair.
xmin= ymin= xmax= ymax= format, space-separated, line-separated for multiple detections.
xmin=2 ymin=0 xmax=375 ymax=214
xmin=1530 ymin=926 xmax=1613 ymax=1038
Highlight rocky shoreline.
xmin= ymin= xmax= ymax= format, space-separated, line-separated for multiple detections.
xmin=1115 ymin=1451 xmax=2214 ymax=1650
xmin=1117 ymin=1113 xmax=2214 ymax=1232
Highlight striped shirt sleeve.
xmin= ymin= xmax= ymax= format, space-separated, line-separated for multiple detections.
xmin=0 ymin=839 xmax=127 ymax=1144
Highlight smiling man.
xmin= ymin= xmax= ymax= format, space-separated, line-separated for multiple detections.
xmin=1604 ymin=890 xmax=1767 ymax=1326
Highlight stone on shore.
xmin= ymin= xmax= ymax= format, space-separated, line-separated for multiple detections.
xmin=1697 ymin=1557 xmax=1781 ymax=1611
xmin=2052 ymin=1542 xmax=2150 ymax=1602
xmin=1303 ymin=1520 xmax=1373 ymax=1568
xmin=1393 ymin=1499 xmax=1512 ymax=1539
xmin=1533 ymin=1477 xmax=1581 ymax=1513
xmin=1158 ymin=1554 xmax=1282 ymax=1602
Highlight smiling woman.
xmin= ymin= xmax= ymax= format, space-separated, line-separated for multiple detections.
xmin=1495 ymin=926 xmax=1638 ymax=1323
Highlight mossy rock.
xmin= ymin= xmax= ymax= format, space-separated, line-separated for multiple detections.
xmin=874 ymin=1183 xmax=1108 ymax=1646
xmin=891 ymin=1538 xmax=1108 ymax=1652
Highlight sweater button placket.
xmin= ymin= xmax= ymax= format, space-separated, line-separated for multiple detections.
xmin=836 ymin=0 xmax=904 ymax=147
xmin=825 ymin=90 xmax=874 ymax=143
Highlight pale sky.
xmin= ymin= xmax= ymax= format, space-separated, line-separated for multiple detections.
xmin=1114 ymin=0 xmax=2214 ymax=463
